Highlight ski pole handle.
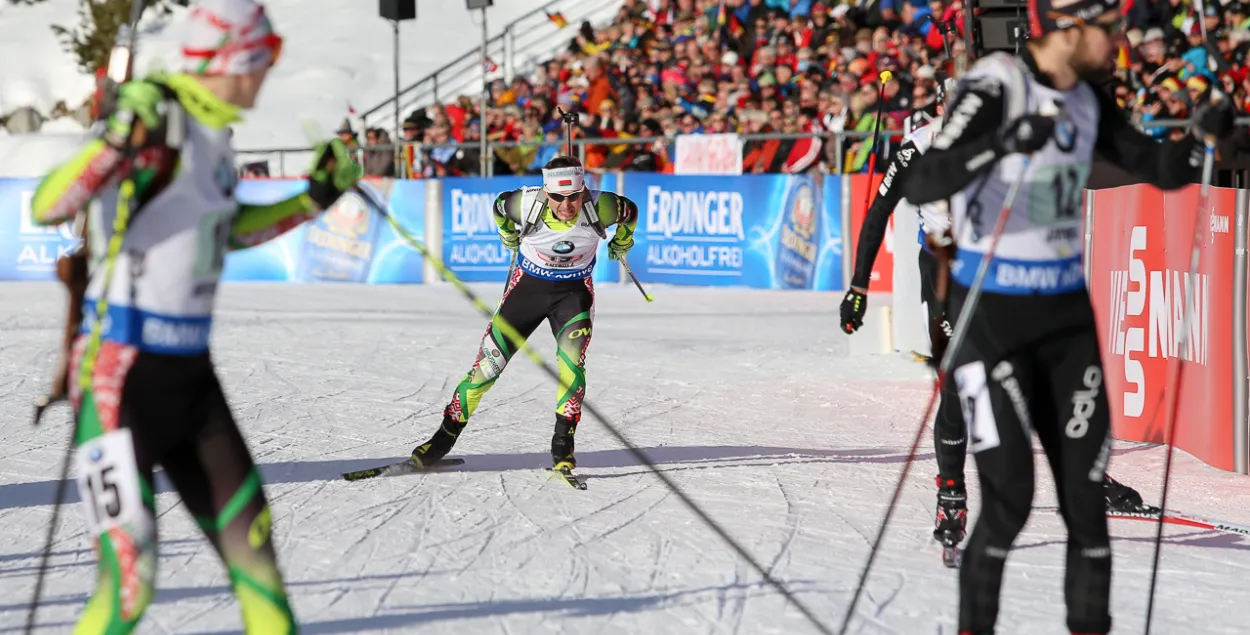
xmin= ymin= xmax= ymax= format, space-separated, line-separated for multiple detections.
xmin=618 ymin=258 xmax=653 ymax=302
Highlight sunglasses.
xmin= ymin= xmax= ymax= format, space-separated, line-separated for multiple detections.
xmin=546 ymin=189 xmax=584 ymax=203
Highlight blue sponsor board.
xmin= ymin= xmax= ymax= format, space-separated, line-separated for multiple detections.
xmin=0 ymin=178 xmax=82 ymax=280
xmin=0 ymin=177 xmax=425 ymax=284
xmin=220 ymin=179 xmax=426 ymax=283
xmin=441 ymin=173 xmax=620 ymax=283
xmin=621 ymin=173 xmax=843 ymax=290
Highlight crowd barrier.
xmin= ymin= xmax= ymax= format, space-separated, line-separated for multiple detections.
xmin=0 ymin=173 xmax=855 ymax=290
xmin=4 ymin=174 xmax=1247 ymax=474
xmin=1086 ymin=184 xmax=1250 ymax=475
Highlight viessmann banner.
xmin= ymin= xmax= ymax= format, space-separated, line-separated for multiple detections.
xmin=0 ymin=178 xmax=426 ymax=284
xmin=1088 ymin=184 xmax=1237 ymax=471
xmin=619 ymin=173 xmax=844 ymax=290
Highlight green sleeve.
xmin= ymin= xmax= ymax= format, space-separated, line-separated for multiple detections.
xmin=230 ymin=193 xmax=319 ymax=250
xmin=493 ymin=189 xmax=526 ymax=234
xmin=31 ymin=140 xmax=122 ymax=226
xmin=596 ymin=191 xmax=638 ymax=245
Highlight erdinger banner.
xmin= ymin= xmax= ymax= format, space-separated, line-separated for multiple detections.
xmin=222 ymin=179 xmax=425 ymax=284
xmin=1088 ymin=184 xmax=1236 ymax=471
xmin=441 ymin=174 xmax=620 ymax=283
xmin=846 ymin=173 xmax=892 ymax=292
xmin=620 ymin=173 xmax=844 ymax=290
xmin=0 ymin=179 xmax=81 ymax=280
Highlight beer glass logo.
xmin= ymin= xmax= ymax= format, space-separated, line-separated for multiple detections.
xmin=300 ymin=191 xmax=377 ymax=281
xmin=324 ymin=193 xmax=371 ymax=237
xmin=776 ymin=179 xmax=820 ymax=289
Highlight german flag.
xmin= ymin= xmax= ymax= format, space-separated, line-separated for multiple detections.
xmin=547 ymin=11 xmax=568 ymax=28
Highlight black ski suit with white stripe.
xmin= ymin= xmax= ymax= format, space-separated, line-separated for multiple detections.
xmin=902 ymin=49 xmax=1205 ymax=635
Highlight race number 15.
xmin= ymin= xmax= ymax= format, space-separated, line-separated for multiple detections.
xmin=75 ymin=428 xmax=144 ymax=534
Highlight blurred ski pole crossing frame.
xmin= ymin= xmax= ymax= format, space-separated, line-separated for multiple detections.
xmin=349 ymin=181 xmax=835 ymax=635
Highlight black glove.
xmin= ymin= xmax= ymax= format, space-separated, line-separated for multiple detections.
xmin=840 ymin=288 xmax=867 ymax=334
xmin=1194 ymin=92 xmax=1235 ymax=140
xmin=996 ymin=114 xmax=1055 ymax=155
xmin=927 ymin=312 xmax=953 ymax=370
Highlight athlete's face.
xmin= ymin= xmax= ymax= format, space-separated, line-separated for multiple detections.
xmin=546 ymin=188 xmax=584 ymax=221
xmin=1072 ymin=11 xmax=1123 ymax=82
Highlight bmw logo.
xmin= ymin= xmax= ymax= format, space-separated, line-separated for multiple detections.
xmin=89 ymin=447 xmax=103 ymax=462
xmin=552 ymin=241 xmax=575 ymax=254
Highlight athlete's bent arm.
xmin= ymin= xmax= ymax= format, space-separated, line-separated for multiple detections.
xmin=1090 ymin=88 xmax=1204 ymax=190
xmin=229 ymin=194 xmax=320 ymax=250
xmin=493 ymin=189 xmax=526 ymax=234
xmin=851 ymin=139 xmax=916 ymax=291
xmin=30 ymin=141 xmax=131 ymax=227
xmin=597 ymin=192 xmax=639 ymax=249
xmin=902 ymin=85 xmax=1006 ymax=205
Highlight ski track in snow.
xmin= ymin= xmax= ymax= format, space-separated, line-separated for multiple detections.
xmin=2 ymin=281 xmax=1250 ymax=633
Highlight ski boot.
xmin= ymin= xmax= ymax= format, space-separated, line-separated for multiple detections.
xmin=411 ymin=413 xmax=466 ymax=468
xmin=551 ymin=414 xmax=577 ymax=469
xmin=1105 ymin=474 xmax=1160 ymax=515
xmin=551 ymin=414 xmax=586 ymax=489
xmin=934 ymin=476 xmax=968 ymax=546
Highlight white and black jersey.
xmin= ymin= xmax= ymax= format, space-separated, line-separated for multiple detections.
xmin=901 ymin=49 xmax=1204 ymax=352
xmin=849 ymin=119 xmax=950 ymax=290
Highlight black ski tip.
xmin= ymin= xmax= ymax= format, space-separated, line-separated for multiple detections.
xmin=341 ymin=457 xmax=465 ymax=481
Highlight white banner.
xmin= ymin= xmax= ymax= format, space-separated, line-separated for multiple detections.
xmin=674 ymin=133 xmax=743 ymax=175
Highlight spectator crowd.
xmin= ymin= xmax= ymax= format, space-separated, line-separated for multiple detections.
xmin=323 ymin=0 xmax=1250 ymax=179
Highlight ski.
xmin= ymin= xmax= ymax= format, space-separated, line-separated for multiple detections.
xmin=1107 ymin=508 xmax=1250 ymax=537
xmin=341 ymin=457 xmax=465 ymax=482
xmin=552 ymin=462 xmax=587 ymax=490
xmin=942 ymin=545 xmax=962 ymax=569
xmin=1040 ymin=506 xmax=1250 ymax=537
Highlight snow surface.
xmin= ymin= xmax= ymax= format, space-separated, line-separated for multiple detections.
xmin=2 ymin=282 xmax=1250 ymax=633
xmin=1 ymin=0 xmax=587 ymax=151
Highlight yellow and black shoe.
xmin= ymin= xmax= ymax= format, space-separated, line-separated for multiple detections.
xmin=412 ymin=415 xmax=464 ymax=468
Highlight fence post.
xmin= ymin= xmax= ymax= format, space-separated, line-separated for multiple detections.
xmin=1083 ymin=189 xmax=1095 ymax=284
xmin=425 ymin=178 xmax=443 ymax=285
xmin=840 ymin=163 xmax=851 ymax=291
xmin=1235 ymin=186 xmax=1249 ymax=474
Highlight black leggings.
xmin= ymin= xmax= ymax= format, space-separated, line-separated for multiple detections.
xmin=70 ymin=342 xmax=294 ymax=634
xmin=954 ymin=328 xmax=1113 ymax=634
xmin=919 ymin=248 xmax=967 ymax=484
xmin=443 ymin=269 xmax=595 ymax=425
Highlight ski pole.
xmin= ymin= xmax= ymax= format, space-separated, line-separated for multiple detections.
xmin=349 ymin=181 xmax=830 ymax=634
xmin=25 ymin=4 xmax=148 ymax=633
xmin=618 ymin=257 xmax=653 ymax=302
xmin=1144 ymin=90 xmax=1224 ymax=635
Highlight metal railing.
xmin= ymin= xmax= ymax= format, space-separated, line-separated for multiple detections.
xmin=235 ymin=117 xmax=1250 ymax=179
xmin=234 ymin=129 xmax=902 ymax=178
xmin=358 ymin=0 xmax=624 ymax=138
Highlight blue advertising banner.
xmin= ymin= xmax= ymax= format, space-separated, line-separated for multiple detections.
xmin=441 ymin=173 xmax=620 ymax=283
xmin=621 ymin=173 xmax=843 ymax=290
xmin=0 ymin=178 xmax=81 ymax=280
xmin=0 ymin=177 xmax=425 ymax=284
xmin=221 ymin=179 xmax=425 ymax=283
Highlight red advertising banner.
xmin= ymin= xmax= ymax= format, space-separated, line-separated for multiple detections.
xmin=847 ymin=173 xmax=893 ymax=292
xmin=1088 ymin=184 xmax=1236 ymax=471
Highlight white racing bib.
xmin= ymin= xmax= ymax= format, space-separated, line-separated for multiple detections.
xmin=75 ymin=428 xmax=148 ymax=535
xmin=83 ymin=107 xmax=238 ymax=355
xmin=516 ymin=188 xmax=605 ymax=281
